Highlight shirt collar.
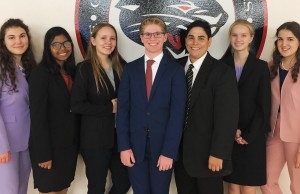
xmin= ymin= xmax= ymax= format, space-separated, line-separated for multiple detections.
xmin=186 ymin=52 xmax=208 ymax=71
xmin=145 ymin=52 xmax=164 ymax=64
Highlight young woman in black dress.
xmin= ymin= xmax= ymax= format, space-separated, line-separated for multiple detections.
xmin=222 ymin=19 xmax=271 ymax=194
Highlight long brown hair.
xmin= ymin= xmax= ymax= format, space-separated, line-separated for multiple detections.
xmin=0 ymin=18 xmax=36 ymax=92
xmin=270 ymin=21 xmax=300 ymax=82
xmin=85 ymin=23 xmax=122 ymax=93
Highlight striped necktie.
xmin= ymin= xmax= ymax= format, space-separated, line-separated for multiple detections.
xmin=185 ymin=64 xmax=194 ymax=129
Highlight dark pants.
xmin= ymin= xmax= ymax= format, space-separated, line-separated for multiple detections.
xmin=174 ymin=154 xmax=224 ymax=194
xmin=128 ymin=138 xmax=173 ymax=194
xmin=81 ymin=146 xmax=130 ymax=194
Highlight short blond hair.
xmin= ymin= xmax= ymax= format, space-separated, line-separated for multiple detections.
xmin=139 ymin=16 xmax=166 ymax=34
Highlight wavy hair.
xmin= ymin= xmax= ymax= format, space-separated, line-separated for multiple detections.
xmin=270 ymin=21 xmax=300 ymax=82
xmin=0 ymin=18 xmax=36 ymax=92
xmin=85 ymin=23 xmax=122 ymax=93
xmin=40 ymin=26 xmax=76 ymax=78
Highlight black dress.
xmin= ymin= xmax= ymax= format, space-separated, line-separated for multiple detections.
xmin=29 ymin=64 xmax=79 ymax=192
xmin=222 ymin=53 xmax=271 ymax=186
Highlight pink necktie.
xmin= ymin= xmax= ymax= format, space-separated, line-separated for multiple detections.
xmin=146 ymin=60 xmax=155 ymax=100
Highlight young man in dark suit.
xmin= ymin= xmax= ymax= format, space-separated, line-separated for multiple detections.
xmin=117 ymin=16 xmax=186 ymax=194
xmin=174 ymin=20 xmax=239 ymax=194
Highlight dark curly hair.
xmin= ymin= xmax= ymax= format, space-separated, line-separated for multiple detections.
xmin=270 ymin=21 xmax=300 ymax=82
xmin=0 ymin=18 xmax=36 ymax=92
xmin=40 ymin=26 xmax=76 ymax=78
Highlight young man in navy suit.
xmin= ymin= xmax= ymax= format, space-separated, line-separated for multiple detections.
xmin=117 ymin=16 xmax=186 ymax=194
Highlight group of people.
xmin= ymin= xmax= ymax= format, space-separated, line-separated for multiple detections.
xmin=0 ymin=15 xmax=299 ymax=194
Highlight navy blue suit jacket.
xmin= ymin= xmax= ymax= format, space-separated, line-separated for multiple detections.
xmin=117 ymin=54 xmax=186 ymax=163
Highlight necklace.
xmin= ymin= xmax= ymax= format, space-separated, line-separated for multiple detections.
xmin=281 ymin=57 xmax=295 ymax=70
xmin=281 ymin=62 xmax=292 ymax=70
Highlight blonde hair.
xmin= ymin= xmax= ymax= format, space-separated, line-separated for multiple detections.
xmin=229 ymin=19 xmax=255 ymax=37
xmin=139 ymin=16 xmax=166 ymax=34
xmin=86 ymin=23 xmax=122 ymax=93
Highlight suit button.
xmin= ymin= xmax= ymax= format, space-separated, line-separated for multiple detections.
xmin=146 ymin=112 xmax=150 ymax=116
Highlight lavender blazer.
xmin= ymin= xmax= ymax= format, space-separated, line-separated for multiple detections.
xmin=0 ymin=66 xmax=30 ymax=154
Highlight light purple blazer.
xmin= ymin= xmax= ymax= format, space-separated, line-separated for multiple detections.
xmin=0 ymin=66 xmax=30 ymax=154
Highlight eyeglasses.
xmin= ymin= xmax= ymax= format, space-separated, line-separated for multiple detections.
xmin=51 ymin=41 xmax=72 ymax=50
xmin=141 ymin=32 xmax=165 ymax=39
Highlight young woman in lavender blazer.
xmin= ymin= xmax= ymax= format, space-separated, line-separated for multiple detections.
xmin=0 ymin=18 xmax=36 ymax=194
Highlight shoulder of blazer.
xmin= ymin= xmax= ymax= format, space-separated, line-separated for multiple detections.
xmin=247 ymin=52 xmax=268 ymax=67
xmin=221 ymin=55 xmax=234 ymax=69
xmin=75 ymin=60 xmax=94 ymax=79
xmin=126 ymin=56 xmax=144 ymax=67
xmin=161 ymin=54 xmax=181 ymax=68
xmin=29 ymin=63 xmax=50 ymax=82
xmin=205 ymin=53 xmax=227 ymax=69
xmin=176 ymin=56 xmax=188 ymax=67
xmin=76 ymin=60 xmax=92 ymax=72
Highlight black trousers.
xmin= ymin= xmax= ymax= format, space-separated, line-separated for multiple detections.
xmin=174 ymin=154 xmax=224 ymax=194
xmin=81 ymin=146 xmax=130 ymax=194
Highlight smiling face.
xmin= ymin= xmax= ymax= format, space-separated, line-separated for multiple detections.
xmin=140 ymin=24 xmax=167 ymax=58
xmin=230 ymin=24 xmax=253 ymax=52
xmin=91 ymin=26 xmax=117 ymax=59
xmin=277 ymin=29 xmax=300 ymax=61
xmin=50 ymin=34 xmax=72 ymax=66
xmin=4 ymin=27 xmax=29 ymax=61
xmin=185 ymin=26 xmax=211 ymax=63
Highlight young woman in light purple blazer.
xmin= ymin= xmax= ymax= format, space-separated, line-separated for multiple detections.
xmin=0 ymin=18 xmax=36 ymax=194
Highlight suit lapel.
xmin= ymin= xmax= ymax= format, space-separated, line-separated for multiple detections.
xmin=135 ymin=57 xmax=148 ymax=102
xmin=102 ymin=70 xmax=115 ymax=98
xmin=113 ymin=70 xmax=120 ymax=97
xmin=16 ymin=66 xmax=29 ymax=99
xmin=150 ymin=55 xmax=168 ymax=101
xmin=55 ymin=74 xmax=70 ymax=97
xmin=281 ymin=68 xmax=292 ymax=100
xmin=237 ymin=53 xmax=256 ymax=86
xmin=189 ymin=54 xmax=212 ymax=107
xmin=271 ymin=68 xmax=280 ymax=111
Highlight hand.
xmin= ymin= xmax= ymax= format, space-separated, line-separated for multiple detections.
xmin=120 ymin=149 xmax=135 ymax=167
xmin=157 ymin=155 xmax=173 ymax=171
xmin=208 ymin=155 xmax=223 ymax=172
xmin=111 ymin=98 xmax=117 ymax=113
xmin=295 ymin=152 xmax=300 ymax=168
xmin=235 ymin=129 xmax=248 ymax=145
xmin=38 ymin=160 xmax=52 ymax=169
xmin=0 ymin=152 xmax=11 ymax=163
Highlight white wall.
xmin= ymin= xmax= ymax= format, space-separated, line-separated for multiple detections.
xmin=0 ymin=0 xmax=298 ymax=193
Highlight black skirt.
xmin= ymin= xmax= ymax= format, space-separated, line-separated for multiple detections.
xmin=224 ymin=134 xmax=266 ymax=186
xmin=31 ymin=146 xmax=78 ymax=193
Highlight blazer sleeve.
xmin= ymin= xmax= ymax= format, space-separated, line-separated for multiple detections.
xmin=71 ymin=62 xmax=113 ymax=116
xmin=116 ymin=65 xmax=131 ymax=151
xmin=29 ymin=67 xmax=52 ymax=163
xmin=242 ymin=62 xmax=271 ymax=143
xmin=210 ymin=65 xmax=239 ymax=160
xmin=0 ymin=111 xmax=10 ymax=154
xmin=161 ymin=65 xmax=186 ymax=159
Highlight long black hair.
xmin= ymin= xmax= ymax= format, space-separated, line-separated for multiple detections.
xmin=40 ymin=26 xmax=76 ymax=78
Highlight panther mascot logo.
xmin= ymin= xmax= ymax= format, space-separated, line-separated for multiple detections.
xmin=75 ymin=0 xmax=267 ymax=61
